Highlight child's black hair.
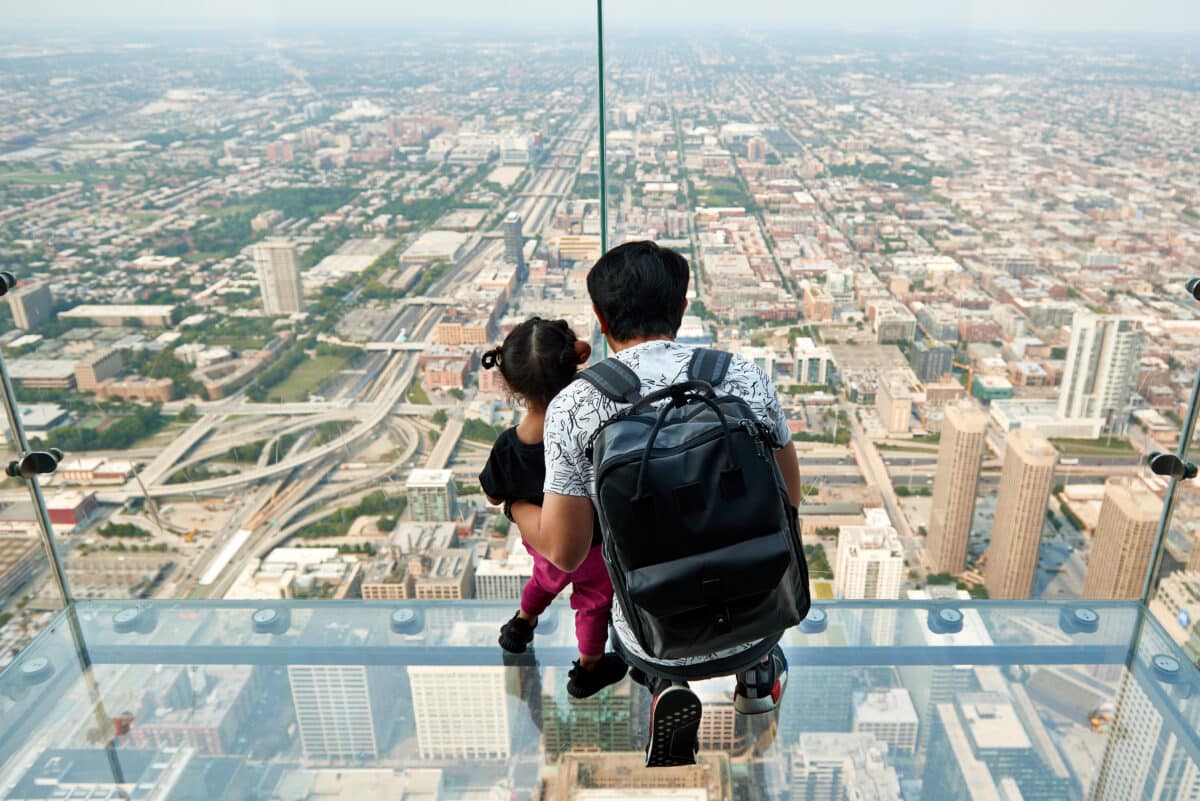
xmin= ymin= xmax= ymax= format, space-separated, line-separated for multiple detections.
xmin=481 ymin=317 xmax=583 ymax=410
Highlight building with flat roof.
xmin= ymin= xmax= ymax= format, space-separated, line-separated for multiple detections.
xmin=273 ymin=768 xmax=442 ymax=801
xmin=75 ymin=348 xmax=123 ymax=392
xmin=475 ymin=538 xmax=534 ymax=601
xmin=412 ymin=547 xmax=474 ymax=600
xmin=503 ymin=212 xmax=525 ymax=273
xmin=835 ymin=524 xmax=904 ymax=600
xmin=225 ymin=547 xmax=361 ymax=600
xmin=854 ymin=689 xmax=919 ymax=757
xmin=408 ymin=665 xmax=511 ymax=760
xmin=990 ymin=398 xmax=1104 ymax=440
xmin=60 ymin=304 xmax=177 ymax=327
xmin=406 ymin=469 xmax=458 ymax=522
xmin=925 ymin=693 xmax=1071 ymax=801
xmin=790 ymin=732 xmax=901 ymax=801
xmin=7 ymin=282 xmax=53 ymax=331
xmin=1058 ymin=311 xmax=1142 ymax=435
xmin=253 ymin=240 xmax=304 ymax=314
xmin=7 ymin=359 xmax=77 ymax=389
xmin=0 ymin=535 xmax=41 ymax=600
xmin=912 ymin=340 xmax=953 ymax=382
xmin=400 ymin=230 xmax=468 ymax=264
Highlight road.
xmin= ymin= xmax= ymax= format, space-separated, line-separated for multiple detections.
xmin=840 ymin=400 xmax=928 ymax=581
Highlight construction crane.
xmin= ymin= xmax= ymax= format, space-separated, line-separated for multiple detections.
xmin=952 ymin=360 xmax=975 ymax=393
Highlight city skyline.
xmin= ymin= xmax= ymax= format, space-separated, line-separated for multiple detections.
xmin=1 ymin=22 xmax=1200 ymax=798
xmin=6 ymin=1 xmax=1200 ymax=33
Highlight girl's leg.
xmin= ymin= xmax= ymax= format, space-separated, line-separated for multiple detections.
xmin=567 ymin=546 xmax=615 ymax=664
xmin=520 ymin=546 xmax=572 ymax=622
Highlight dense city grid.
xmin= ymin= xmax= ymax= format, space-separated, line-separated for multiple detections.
xmin=1 ymin=21 xmax=1200 ymax=800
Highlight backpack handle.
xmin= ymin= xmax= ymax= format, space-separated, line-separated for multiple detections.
xmin=629 ymin=380 xmax=717 ymax=413
xmin=632 ymin=386 xmax=738 ymax=503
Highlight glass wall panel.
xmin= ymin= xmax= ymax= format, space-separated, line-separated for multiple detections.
xmin=0 ymin=5 xmax=598 ymax=619
xmin=601 ymin=2 xmax=1197 ymax=609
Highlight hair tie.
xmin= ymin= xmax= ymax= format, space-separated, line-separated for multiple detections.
xmin=481 ymin=347 xmax=501 ymax=370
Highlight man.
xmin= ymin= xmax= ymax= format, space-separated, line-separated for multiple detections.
xmin=513 ymin=240 xmax=804 ymax=765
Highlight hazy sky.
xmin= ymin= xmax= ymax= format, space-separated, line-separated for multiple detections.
xmin=5 ymin=0 xmax=1200 ymax=33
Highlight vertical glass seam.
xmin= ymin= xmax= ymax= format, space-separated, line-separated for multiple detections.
xmin=0 ymin=332 xmax=73 ymax=605
xmin=1142 ymin=363 xmax=1200 ymax=604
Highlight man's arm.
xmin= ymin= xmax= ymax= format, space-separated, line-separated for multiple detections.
xmin=511 ymin=494 xmax=594 ymax=573
xmin=774 ymin=440 xmax=803 ymax=508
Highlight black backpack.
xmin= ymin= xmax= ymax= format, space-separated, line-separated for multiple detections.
xmin=577 ymin=348 xmax=810 ymax=661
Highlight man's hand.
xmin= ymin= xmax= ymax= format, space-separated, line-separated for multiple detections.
xmin=774 ymin=440 xmax=803 ymax=508
xmin=511 ymin=493 xmax=594 ymax=572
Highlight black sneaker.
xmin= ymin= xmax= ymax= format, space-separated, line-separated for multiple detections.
xmin=498 ymin=612 xmax=536 ymax=654
xmin=567 ymin=653 xmax=628 ymax=699
xmin=734 ymin=645 xmax=788 ymax=715
xmin=645 ymin=684 xmax=702 ymax=767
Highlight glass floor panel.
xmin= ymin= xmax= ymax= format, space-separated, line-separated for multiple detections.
xmin=1 ymin=600 xmax=1197 ymax=801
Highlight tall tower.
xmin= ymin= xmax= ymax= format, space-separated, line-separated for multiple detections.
xmin=408 ymin=665 xmax=511 ymax=760
xmin=927 ymin=401 xmax=988 ymax=575
xmin=985 ymin=428 xmax=1058 ymax=600
xmin=7 ymin=282 xmax=53 ymax=330
xmin=834 ymin=524 xmax=904 ymax=600
xmin=1057 ymin=311 xmax=1142 ymax=433
xmin=503 ymin=212 xmax=525 ymax=275
xmin=1083 ymin=478 xmax=1161 ymax=599
xmin=288 ymin=665 xmax=379 ymax=760
xmin=253 ymin=241 xmax=304 ymax=314
xmin=1093 ymin=668 xmax=1200 ymax=801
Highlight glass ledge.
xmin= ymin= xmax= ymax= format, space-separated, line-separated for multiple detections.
xmin=0 ymin=600 xmax=1196 ymax=801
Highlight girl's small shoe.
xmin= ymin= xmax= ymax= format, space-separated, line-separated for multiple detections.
xmin=499 ymin=612 xmax=536 ymax=654
xmin=567 ymin=653 xmax=628 ymax=699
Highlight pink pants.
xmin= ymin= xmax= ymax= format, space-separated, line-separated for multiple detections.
xmin=521 ymin=542 xmax=613 ymax=658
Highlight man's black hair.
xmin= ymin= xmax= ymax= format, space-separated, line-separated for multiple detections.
xmin=586 ymin=241 xmax=690 ymax=342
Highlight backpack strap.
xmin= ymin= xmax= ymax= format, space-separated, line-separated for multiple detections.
xmin=687 ymin=348 xmax=733 ymax=386
xmin=575 ymin=357 xmax=643 ymax=404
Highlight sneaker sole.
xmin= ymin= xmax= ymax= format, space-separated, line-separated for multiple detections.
xmin=734 ymin=666 xmax=788 ymax=716
xmin=498 ymin=635 xmax=529 ymax=654
xmin=645 ymin=686 xmax=702 ymax=767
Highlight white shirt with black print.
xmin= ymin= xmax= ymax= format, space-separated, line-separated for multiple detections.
xmin=543 ymin=340 xmax=791 ymax=668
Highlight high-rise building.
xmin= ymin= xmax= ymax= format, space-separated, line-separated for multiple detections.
xmin=927 ymin=401 xmax=988 ymax=575
xmin=924 ymin=693 xmax=1071 ymax=801
xmin=834 ymin=524 xmax=904 ymax=600
xmin=911 ymin=340 xmax=954 ymax=382
xmin=790 ymin=733 xmax=901 ymax=801
xmin=1083 ymin=478 xmax=1161 ymax=600
xmin=542 ymin=667 xmax=633 ymax=758
xmin=7 ymin=282 xmax=53 ymax=331
xmin=985 ymin=428 xmax=1057 ymax=600
xmin=474 ymin=543 xmax=534 ymax=600
xmin=74 ymin=348 xmax=123 ymax=392
xmin=406 ymin=469 xmax=457 ymax=521
xmin=503 ymin=212 xmax=525 ymax=274
xmin=900 ymin=589 xmax=990 ymax=755
xmin=253 ymin=241 xmax=304 ymax=314
xmin=1093 ymin=668 xmax=1200 ymax=801
xmin=876 ymin=380 xmax=915 ymax=435
xmin=853 ymin=689 xmax=919 ymax=757
xmin=288 ymin=665 xmax=379 ymax=760
xmin=408 ymin=665 xmax=511 ymax=760
xmin=1057 ymin=311 xmax=1142 ymax=433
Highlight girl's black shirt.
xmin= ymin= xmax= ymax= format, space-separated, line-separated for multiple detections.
xmin=479 ymin=426 xmax=601 ymax=548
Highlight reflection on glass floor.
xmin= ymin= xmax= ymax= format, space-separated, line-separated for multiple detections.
xmin=1 ymin=600 xmax=1198 ymax=801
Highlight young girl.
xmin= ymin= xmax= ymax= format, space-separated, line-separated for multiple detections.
xmin=479 ymin=317 xmax=627 ymax=699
